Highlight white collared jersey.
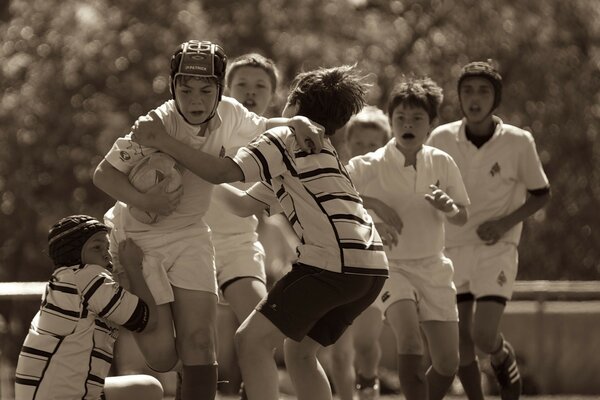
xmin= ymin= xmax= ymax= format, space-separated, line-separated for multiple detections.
xmin=104 ymin=96 xmax=267 ymax=233
xmin=233 ymin=127 xmax=388 ymax=276
xmin=347 ymin=141 xmax=470 ymax=260
xmin=15 ymin=263 xmax=141 ymax=400
xmin=428 ymin=117 xmax=549 ymax=247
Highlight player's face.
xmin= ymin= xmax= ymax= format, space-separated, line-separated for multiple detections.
xmin=81 ymin=232 xmax=111 ymax=267
xmin=346 ymin=128 xmax=388 ymax=157
xmin=459 ymin=77 xmax=495 ymax=123
xmin=174 ymin=77 xmax=219 ymax=124
xmin=391 ymin=103 xmax=431 ymax=154
xmin=229 ymin=66 xmax=275 ymax=116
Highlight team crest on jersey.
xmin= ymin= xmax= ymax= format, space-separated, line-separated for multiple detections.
xmin=381 ymin=291 xmax=390 ymax=302
xmin=219 ymin=146 xmax=226 ymax=158
xmin=490 ymin=162 xmax=501 ymax=177
xmin=497 ymin=270 xmax=507 ymax=286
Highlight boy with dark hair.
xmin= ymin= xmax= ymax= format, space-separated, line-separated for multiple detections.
xmin=131 ymin=64 xmax=389 ymax=400
xmin=428 ymin=60 xmax=551 ymax=400
xmin=347 ymin=77 xmax=469 ymax=400
xmin=15 ymin=215 xmax=163 ymax=400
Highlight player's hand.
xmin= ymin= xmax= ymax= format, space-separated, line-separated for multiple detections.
xmin=142 ymin=177 xmax=183 ymax=216
xmin=131 ymin=111 xmax=168 ymax=150
xmin=375 ymin=222 xmax=399 ymax=247
xmin=118 ymin=238 xmax=144 ymax=271
xmin=289 ymin=115 xmax=325 ymax=153
xmin=424 ymin=184 xmax=455 ymax=212
xmin=477 ymin=219 xmax=510 ymax=245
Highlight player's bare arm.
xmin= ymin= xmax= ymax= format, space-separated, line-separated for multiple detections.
xmin=361 ymin=195 xmax=403 ymax=234
xmin=93 ymin=159 xmax=182 ymax=216
xmin=477 ymin=187 xmax=550 ymax=245
xmin=374 ymin=222 xmax=399 ymax=247
xmin=213 ymin=184 xmax=269 ymax=217
xmin=131 ymin=113 xmax=244 ymax=184
xmin=424 ymin=184 xmax=468 ymax=226
xmin=266 ymin=115 xmax=325 ymax=153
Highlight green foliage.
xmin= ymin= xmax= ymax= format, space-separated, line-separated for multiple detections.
xmin=1 ymin=0 xmax=599 ymax=283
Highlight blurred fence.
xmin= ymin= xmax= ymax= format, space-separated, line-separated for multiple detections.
xmin=2 ymin=281 xmax=600 ymax=397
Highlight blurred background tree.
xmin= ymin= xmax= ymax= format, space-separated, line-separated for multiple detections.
xmin=0 ymin=0 xmax=599 ymax=359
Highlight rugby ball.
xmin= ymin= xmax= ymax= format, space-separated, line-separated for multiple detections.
xmin=127 ymin=152 xmax=183 ymax=224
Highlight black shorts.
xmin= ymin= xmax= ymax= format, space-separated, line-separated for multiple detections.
xmin=257 ymin=263 xmax=386 ymax=346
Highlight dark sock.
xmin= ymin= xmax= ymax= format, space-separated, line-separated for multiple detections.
xmin=426 ymin=366 xmax=455 ymax=400
xmin=457 ymin=359 xmax=485 ymax=400
xmin=181 ymin=364 xmax=218 ymax=400
xmin=398 ymin=354 xmax=427 ymax=400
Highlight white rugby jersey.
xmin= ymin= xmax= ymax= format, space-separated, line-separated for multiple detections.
xmin=428 ymin=116 xmax=549 ymax=247
xmin=347 ymin=141 xmax=470 ymax=260
xmin=234 ymin=127 xmax=388 ymax=276
xmin=15 ymin=264 xmax=140 ymax=400
xmin=104 ymin=96 xmax=267 ymax=233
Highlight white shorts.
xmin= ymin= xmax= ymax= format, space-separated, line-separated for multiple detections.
xmin=445 ymin=242 xmax=518 ymax=299
xmin=213 ymin=235 xmax=267 ymax=288
xmin=373 ymin=254 xmax=458 ymax=322
xmin=109 ymin=224 xmax=217 ymax=305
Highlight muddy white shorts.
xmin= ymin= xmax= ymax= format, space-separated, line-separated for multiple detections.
xmin=374 ymin=254 xmax=458 ymax=322
xmin=445 ymin=242 xmax=518 ymax=300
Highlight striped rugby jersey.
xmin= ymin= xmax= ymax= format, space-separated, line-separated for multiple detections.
xmin=233 ymin=126 xmax=388 ymax=276
xmin=15 ymin=263 xmax=141 ymax=400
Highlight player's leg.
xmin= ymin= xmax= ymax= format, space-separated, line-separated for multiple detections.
xmin=472 ymin=242 xmax=521 ymax=400
xmin=422 ymin=321 xmax=459 ymax=400
xmin=474 ymin=298 xmax=521 ymax=400
xmin=235 ymin=309 xmax=286 ymax=400
xmin=104 ymin=374 xmax=163 ymax=400
xmin=385 ymin=300 xmax=427 ymax=400
xmin=353 ymin=306 xmax=383 ymax=400
xmin=216 ymin=303 xmax=241 ymax=395
xmin=172 ymin=287 xmax=219 ymax=400
xmin=285 ymin=335 xmax=333 ymax=400
xmin=222 ymin=276 xmax=268 ymax=396
xmin=130 ymin=303 xmax=179 ymax=372
xmin=327 ymin=327 xmax=356 ymax=400
xmin=456 ymin=295 xmax=485 ymax=400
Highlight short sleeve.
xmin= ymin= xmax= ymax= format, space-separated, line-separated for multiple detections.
xmin=231 ymin=128 xmax=290 ymax=183
xmin=518 ymin=136 xmax=549 ymax=190
xmin=104 ymin=135 xmax=158 ymax=174
xmin=445 ymin=156 xmax=470 ymax=206
xmin=224 ymin=97 xmax=268 ymax=148
xmin=74 ymin=264 xmax=139 ymax=327
xmin=346 ymin=154 xmax=378 ymax=193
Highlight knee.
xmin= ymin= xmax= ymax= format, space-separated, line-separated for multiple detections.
xmin=472 ymin=328 xmax=498 ymax=354
xmin=396 ymin=336 xmax=423 ymax=355
xmin=234 ymin=326 xmax=266 ymax=360
xmin=146 ymin=357 xmax=179 ymax=374
xmin=331 ymin=349 xmax=353 ymax=369
xmin=180 ymin=326 xmax=216 ymax=357
xmin=431 ymin=353 xmax=459 ymax=377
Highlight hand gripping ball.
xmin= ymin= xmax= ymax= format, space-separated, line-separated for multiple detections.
xmin=127 ymin=152 xmax=183 ymax=224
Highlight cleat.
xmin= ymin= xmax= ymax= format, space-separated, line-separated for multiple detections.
xmin=491 ymin=340 xmax=522 ymax=400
